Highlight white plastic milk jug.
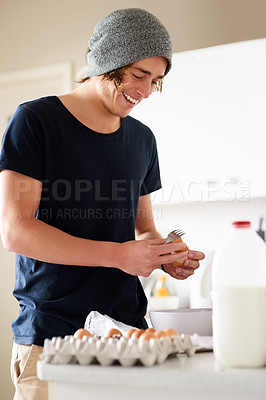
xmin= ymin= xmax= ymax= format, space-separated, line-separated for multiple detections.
xmin=211 ymin=221 xmax=266 ymax=368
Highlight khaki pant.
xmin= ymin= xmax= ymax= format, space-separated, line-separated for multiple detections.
xmin=10 ymin=343 xmax=48 ymax=400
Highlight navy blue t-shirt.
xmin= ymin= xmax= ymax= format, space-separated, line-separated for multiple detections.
xmin=0 ymin=96 xmax=161 ymax=346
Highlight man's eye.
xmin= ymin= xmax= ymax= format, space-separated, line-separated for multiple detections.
xmin=133 ymin=74 xmax=143 ymax=79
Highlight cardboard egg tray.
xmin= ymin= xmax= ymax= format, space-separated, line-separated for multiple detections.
xmin=40 ymin=334 xmax=197 ymax=367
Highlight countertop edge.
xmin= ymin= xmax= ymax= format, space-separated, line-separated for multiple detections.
xmin=37 ymin=353 xmax=266 ymax=395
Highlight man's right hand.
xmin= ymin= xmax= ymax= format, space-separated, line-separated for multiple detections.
xmin=118 ymin=238 xmax=188 ymax=277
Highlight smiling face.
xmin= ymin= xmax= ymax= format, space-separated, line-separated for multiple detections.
xmin=99 ymin=56 xmax=168 ymax=119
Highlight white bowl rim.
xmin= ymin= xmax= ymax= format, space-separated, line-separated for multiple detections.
xmin=149 ymin=307 xmax=212 ymax=314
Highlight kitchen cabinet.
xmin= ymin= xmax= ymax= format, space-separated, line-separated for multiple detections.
xmin=37 ymin=352 xmax=266 ymax=400
xmin=131 ymin=38 xmax=266 ymax=203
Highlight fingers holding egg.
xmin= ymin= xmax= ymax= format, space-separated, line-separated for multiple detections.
xmin=171 ymin=237 xmax=189 ymax=267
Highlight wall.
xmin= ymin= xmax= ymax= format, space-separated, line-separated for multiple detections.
xmin=1 ymin=0 xmax=266 ymax=77
xmin=142 ymin=197 xmax=266 ymax=314
xmin=0 ymin=247 xmax=16 ymax=399
xmin=1 ymin=1 xmax=266 ymax=398
xmin=153 ymin=198 xmax=266 ymax=252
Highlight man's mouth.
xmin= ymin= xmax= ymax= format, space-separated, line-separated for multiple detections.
xmin=122 ymin=92 xmax=139 ymax=105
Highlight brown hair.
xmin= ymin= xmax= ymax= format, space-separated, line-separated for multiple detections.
xmin=77 ymin=65 xmax=163 ymax=93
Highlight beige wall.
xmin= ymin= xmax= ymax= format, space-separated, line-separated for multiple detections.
xmin=0 ymin=1 xmax=266 ymax=398
xmin=1 ymin=0 xmax=266 ymax=77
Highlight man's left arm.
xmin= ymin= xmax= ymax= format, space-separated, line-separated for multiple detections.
xmin=135 ymin=194 xmax=205 ymax=280
xmin=135 ymin=194 xmax=162 ymax=241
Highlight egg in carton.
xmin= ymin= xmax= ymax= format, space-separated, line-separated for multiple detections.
xmin=74 ymin=335 xmax=99 ymax=365
xmin=41 ymin=336 xmax=74 ymax=365
xmin=137 ymin=336 xmax=171 ymax=366
xmin=94 ymin=336 xmax=123 ymax=366
xmin=85 ymin=335 xmax=172 ymax=367
xmin=40 ymin=327 xmax=196 ymax=367
xmin=170 ymin=334 xmax=197 ymax=357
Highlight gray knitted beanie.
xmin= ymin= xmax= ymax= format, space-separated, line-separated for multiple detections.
xmin=85 ymin=8 xmax=172 ymax=78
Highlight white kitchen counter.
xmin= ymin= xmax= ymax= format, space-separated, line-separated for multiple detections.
xmin=37 ymin=352 xmax=266 ymax=400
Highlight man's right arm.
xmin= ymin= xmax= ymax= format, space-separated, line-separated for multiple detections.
xmin=0 ymin=170 xmax=188 ymax=276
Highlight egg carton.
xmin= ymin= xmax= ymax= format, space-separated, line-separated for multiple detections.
xmin=40 ymin=334 xmax=196 ymax=367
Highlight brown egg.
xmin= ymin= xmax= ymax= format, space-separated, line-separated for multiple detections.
xmin=145 ymin=328 xmax=156 ymax=333
xmin=105 ymin=328 xmax=122 ymax=338
xmin=74 ymin=328 xmax=93 ymax=339
xmin=124 ymin=328 xmax=138 ymax=338
xmin=139 ymin=331 xmax=157 ymax=341
xmin=153 ymin=330 xmax=170 ymax=339
xmin=131 ymin=329 xmax=145 ymax=339
xmin=164 ymin=328 xmax=179 ymax=337
xmin=171 ymin=237 xmax=189 ymax=267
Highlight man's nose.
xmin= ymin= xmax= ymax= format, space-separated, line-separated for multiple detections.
xmin=137 ymin=81 xmax=153 ymax=99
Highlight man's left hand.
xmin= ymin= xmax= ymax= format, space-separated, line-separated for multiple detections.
xmin=162 ymin=250 xmax=205 ymax=280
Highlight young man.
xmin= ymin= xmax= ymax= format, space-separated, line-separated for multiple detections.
xmin=0 ymin=8 xmax=204 ymax=400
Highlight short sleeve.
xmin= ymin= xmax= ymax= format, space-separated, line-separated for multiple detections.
xmin=140 ymin=134 xmax=162 ymax=195
xmin=0 ymin=104 xmax=45 ymax=181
